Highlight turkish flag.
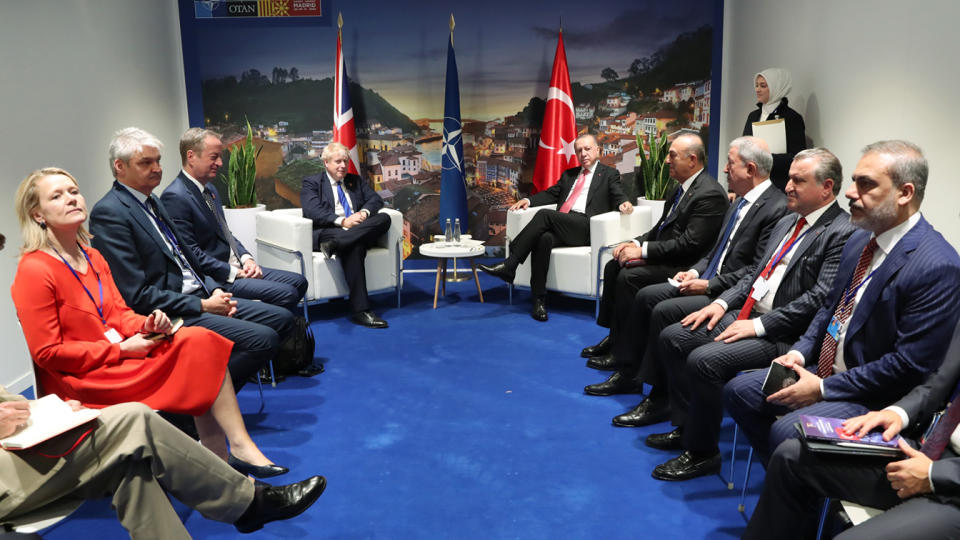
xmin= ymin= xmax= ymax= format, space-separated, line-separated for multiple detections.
xmin=531 ymin=30 xmax=579 ymax=194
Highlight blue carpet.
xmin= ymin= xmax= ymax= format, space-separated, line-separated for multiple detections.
xmin=43 ymin=262 xmax=763 ymax=539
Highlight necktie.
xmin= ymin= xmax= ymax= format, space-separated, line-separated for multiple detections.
xmin=336 ymin=181 xmax=354 ymax=218
xmin=656 ymin=186 xmax=685 ymax=235
xmin=815 ymin=238 xmax=879 ymax=378
xmin=737 ymin=217 xmax=807 ymax=320
xmin=921 ymin=383 xmax=960 ymax=460
xmin=146 ymin=197 xmax=209 ymax=295
xmin=202 ymin=187 xmax=240 ymax=259
xmin=558 ymin=169 xmax=588 ymax=214
xmin=701 ymin=198 xmax=748 ymax=280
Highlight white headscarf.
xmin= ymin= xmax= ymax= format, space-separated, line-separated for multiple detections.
xmin=756 ymin=68 xmax=792 ymax=120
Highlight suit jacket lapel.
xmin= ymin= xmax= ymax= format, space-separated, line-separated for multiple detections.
xmin=845 ymin=218 xmax=927 ymax=343
xmin=179 ymin=174 xmax=227 ymax=243
xmin=784 ymin=202 xmax=839 ymax=275
xmin=661 ymin=171 xmax=702 ymax=229
xmin=736 ymin=187 xmax=772 ymax=232
xmin=584 ymin=165 xmax=603 ymax=204
xmin=112 ymin=182 xmax=182 ymax=267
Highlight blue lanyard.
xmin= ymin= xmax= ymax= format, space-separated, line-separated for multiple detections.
xmin=134 ymin=197 xmax=183 ymax=254
xmin=764 ymin=224 xmax=812 ymax=276
xmin=52 ymin=244 xmax=106 ymax=326
xmin=840 ymin=267 xmax=880 ymax=308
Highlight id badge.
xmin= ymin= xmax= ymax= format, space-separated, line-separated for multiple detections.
xmin=826 ymin=317 xmax=841 ymax=341
xmin=751 ymin=277 xmax=770 ymax=300
xmin=104 ymin=327 xmax=123 ymax=344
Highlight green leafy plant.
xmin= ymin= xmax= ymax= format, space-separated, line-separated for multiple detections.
xmin=222 ymin=118 xmax=261 ymax=208
xmin=637 ymin=131 xmax=676 ymax=200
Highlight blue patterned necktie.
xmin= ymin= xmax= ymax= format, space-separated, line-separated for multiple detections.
xmin=336 ymin=181 xmax=353 ymax=218
xmin=657 ymin=186 xmax=684 ymax=234
xmin=701 ymin=197 xmax=748 ymax=279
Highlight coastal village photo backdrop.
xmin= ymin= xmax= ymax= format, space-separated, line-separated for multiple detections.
xmin=180 ymin=0 xmax=717 ymax=257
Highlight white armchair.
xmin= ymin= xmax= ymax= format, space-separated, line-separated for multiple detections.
xmin=255 ymin=208 xmax=404 ymax=315
xmin=505 ymin=203 xmax=653 ymax=316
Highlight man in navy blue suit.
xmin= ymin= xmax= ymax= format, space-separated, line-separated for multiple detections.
xmin=90 ymin=127 xmax=294 ymax=391
xmin=725 ymin=140 xmax=960 ymax=468
xmin=160 ymin=128 xmax=307 ymax=313
xmin=300 ymin=142 xmax=391 ymax=328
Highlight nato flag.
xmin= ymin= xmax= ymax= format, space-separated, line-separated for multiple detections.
xmin=439 ymin=34 xmax=468 ymax=233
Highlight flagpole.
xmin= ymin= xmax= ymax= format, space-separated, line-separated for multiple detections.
xmin=449 ymin=14 xmax=455 ymax=45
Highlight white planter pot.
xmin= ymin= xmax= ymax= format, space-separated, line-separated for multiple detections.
xmin=223 ymin=204 xmax=266 ymax=261
xmin=636 ymin=198 xmax=666 ymax=221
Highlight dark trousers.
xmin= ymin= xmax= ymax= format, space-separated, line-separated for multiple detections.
xmin=657 ymin=314 xmax=790 ymax=454
xmin=312 ymin=212 xmax=392 ymax=313
xmin=226 ymin=266 xmax=308 ymax=313
xmin=506 ymin=209 xmax=590 ymax=297
xmin=597 ymin=259 xmax=683 ymax=369
xmin=724 ymin=368 xmax=871 ymax=466
xmin=182 ymin=297 xmax=293 ymax=391
xmin=613 ymin=282 xmax=712 ymax=389
xmin=743 ymin=438 xmax=960 ymax=540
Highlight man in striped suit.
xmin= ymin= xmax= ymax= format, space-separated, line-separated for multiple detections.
xmin=726 ymin=140 xmax=960 ymax=470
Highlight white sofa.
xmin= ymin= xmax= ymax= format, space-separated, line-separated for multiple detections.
xmin=255 ymin=208 xmax=404 ymax=313
xmin=505 ymin=203 xmax=653 ymax=316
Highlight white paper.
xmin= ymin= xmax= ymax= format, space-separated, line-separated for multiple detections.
xmin=0 ymin=395 xmax=101 ymax=450
xmin=752 ymin=119 xmax=787 ymax=154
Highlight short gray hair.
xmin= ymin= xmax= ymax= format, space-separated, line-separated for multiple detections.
xmin=794 ymin=147 xmax=843 ymax=195
xmin=730 ymin=136 xmax=773 ymax=177
xmin=180 ymin=127 xmax=221 ymax=165
xmin=322 ymin=141 xmax=350 ymax=162
xmin=109 ymin=127 xmax=163 ymax=178
xmin=861 ymin=140 xmax=927 ymax=204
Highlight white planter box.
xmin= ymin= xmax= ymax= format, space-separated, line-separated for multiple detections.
xmin=224 ymin=204 xmax=266 ymax=260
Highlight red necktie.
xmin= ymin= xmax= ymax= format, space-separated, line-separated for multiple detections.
xmin=558 ymin=169 xmax=588 ymax=214
xmin=737 ymin=217 xmax=807 ymax=320
xmin=921 ymin=386 xmax=960 ymax=460
xmin=815 ymin=238 xmax=879 ymax=378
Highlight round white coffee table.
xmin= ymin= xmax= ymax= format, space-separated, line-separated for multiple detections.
xmin=419 ymin=240 xmax=486 ymax=308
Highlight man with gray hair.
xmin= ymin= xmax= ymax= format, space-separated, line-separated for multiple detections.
xmin=583 ymin=137 xmax=788 ymax=422
xmin=160 ymin=128 xmax=307 ymax=314
xmin=90 ymin=127 xmax=293 ymax=396
xmin=300 ymin=142 xmax=391 ymax=327
xmin=646 ymin=146 xmax=857 ymax=481
xmin=727 ymin=140 xmax=960 ymax=480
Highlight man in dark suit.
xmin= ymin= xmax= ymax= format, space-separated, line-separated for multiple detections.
xmin=161 ymin=128 xmax=307 ymax=313
xmin=90 ymin=127 xmax=294 ymax=391
xmin=725 ymin=140 xmax=960 ymax=469
xmin=647 ymin=148 xmax=857 ymax=481
xmin=580 ymin=133 xmax=728 ymax=367
xmin=300 ymin=141 xmax=391 ymax=328
xmin=743 ymin=322 xmax=960 ymax=540
xmin=583 ymin=137 xmax=788 ymax=413
xmin=478 ymin=133 xmax=633 ymax=321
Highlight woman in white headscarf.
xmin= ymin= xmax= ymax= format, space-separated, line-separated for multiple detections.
xmin=742 ymin=68 xmax=807 ymax=190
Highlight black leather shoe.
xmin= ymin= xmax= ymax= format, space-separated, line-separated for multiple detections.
xmin=250 ymin=367 xmax=286 ymax=385
xmin=586 ymin=352 xmax=617 ymax=370
xmin=584 ymin=372 xmax=644 ymax=396
xmin=228 ymin=454 xmax=290 ymax=479
xmin=651 ymin=451 xmax=721 ymax=481
xmin=298 ymin=362 xmax=325 ymax=377
xmin=531 ymin=297 xmax=548 ymax=322
xmin=235 ymin=475 xmax=326 ymax=533
xmin=612 ymin=396 xmax=670 ymax=427
xmin=319 ymin=240 xmax=337 ymax=259
xmin=351 ymin=310 xmax=388 ymax=328
xmin=477 ymin=262 xmax=515 ymax=284
xmin=580 ymin=335 xmax=611 ymax=358
xmin=644 ymin=427 xmax=684 ymax=450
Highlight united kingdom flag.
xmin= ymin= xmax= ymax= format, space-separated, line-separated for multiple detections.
xmin=333 ymin=20 xmax=360 ymax=175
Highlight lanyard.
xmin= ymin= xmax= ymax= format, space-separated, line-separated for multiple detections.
xmin=840 ymin=267 xmax=880 ymax=310
xmin=133 ymin=196 xmax=209 ymax=294
xmin=52 ymin=244 xmax=106 ymax=326
xmin=763 ymin=225 xmax=812 ymax=277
